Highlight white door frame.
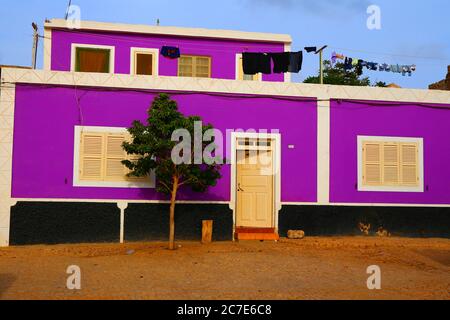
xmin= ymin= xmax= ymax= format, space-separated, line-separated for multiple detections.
xmin=229 ymin=132 xmax=282 ymax=239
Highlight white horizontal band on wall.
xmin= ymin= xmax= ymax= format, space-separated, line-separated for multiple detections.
xmin=9 ymin=198 xmax=450 ymax=208
xmin=2 ymin=68 xmax=450 ymax=105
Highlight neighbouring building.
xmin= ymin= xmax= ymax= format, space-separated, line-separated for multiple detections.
xmin=0 ymin=19 xmax=449 ymax=246
xmin=429 ymin=66 xmax=450 ymax=91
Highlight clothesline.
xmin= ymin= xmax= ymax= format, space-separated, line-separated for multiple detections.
xmin=330 ymin=51 xmax=417 ymax=77
xmin=328 ymin=46 xmax=450 ymax=61
xmin=240 ymin=47 xmax=419 ymax=77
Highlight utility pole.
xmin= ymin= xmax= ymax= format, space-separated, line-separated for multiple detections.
xmin=315 ymin=45 xmax=328 ymax=85
xmin=319 ymin=50 xmax=323 ymax=84
xmin=31 ymin=23 xmax=39 ymax=69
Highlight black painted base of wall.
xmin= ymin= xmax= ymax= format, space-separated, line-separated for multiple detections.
xmin=279 ymin=206 xmax=450 ymax=238
xmin=10 ymin=202 xmax=120 ymax=245
xmin=10 ymin=202 xmax=233 ymax=246
xmin=124 ymin=203 xmax=233 ymax=242
xmin=9 ymin=202 xmax=450 ymax=245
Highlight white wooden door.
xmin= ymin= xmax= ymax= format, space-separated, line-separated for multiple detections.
xmin=236 ymin=148 xmax=274 ymax=228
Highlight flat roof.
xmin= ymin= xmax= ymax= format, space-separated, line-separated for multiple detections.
xmin=45 ymin=19 xmax=292 ymax=44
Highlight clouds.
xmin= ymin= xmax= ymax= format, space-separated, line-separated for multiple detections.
xmin=243 ymin=0 xmax=370 ymax=15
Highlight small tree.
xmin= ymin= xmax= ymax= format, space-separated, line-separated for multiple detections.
xmin=122 ymin=94 xmax=223 ymax=250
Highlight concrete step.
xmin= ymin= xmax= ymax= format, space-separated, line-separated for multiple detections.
xmin=235 ymin=227 xmax=276 ymax=234
xmin=236 ymin=232 xmax=280 ymax=241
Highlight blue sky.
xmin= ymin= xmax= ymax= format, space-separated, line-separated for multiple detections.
xmin=0 ymin=0 xmax=449 ymax=89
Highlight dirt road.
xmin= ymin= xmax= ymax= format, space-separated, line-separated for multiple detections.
xmin=0 ymin=237 xmax=449 ymax=300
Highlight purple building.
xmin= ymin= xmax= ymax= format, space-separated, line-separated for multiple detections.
xmin=0 ymin=19 xmax=449 ymax=246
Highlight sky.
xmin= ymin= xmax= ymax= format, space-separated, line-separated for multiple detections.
xmin=0 ymin=0 xmax=449 ymax=89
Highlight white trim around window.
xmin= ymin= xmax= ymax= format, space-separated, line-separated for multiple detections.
xmin=73 ymin=126 xmax=155 ymax=189
xmin=70 ymin=43 xmax=115 ymax=73
xmin=130 ymin=47 xmax=159 ymax=76
xmin=284 ymin=43 xmax=292 ymax=83
xmin=235 ymin=54 xmax=262 ymax=82
xmin=357 ymin=136 xmax=424 ymax=193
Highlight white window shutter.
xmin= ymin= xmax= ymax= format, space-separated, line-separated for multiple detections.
xmin=80 ymin=134 xmax=104 ymax=180
xmin=105 ymin=134 xmax=127 ymax=181
xmin=383 ymin=143 xmax=400 ymax=185
xmin=401 ymin=143 xmax=419 ymax=185
xmin=363 ymin=142 xmax=382 ymax=185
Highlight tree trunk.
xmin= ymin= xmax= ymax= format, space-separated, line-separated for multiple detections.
xmin=169 ymin=176 xmax=179 ymax=250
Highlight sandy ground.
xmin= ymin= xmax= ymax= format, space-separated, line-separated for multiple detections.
xmin=0 ymin=237 xmax=449 ymax=300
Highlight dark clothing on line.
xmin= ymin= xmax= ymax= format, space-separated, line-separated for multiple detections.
xmin=355 ymin=60 xmax=364 ymax=76
xmin=161 ymin=46 xmax=180 ymax=59
xmin=344 ymin=57 xmax=353 ymax=71
xmin=271 ymin=52 xmax=291 ymax=73
xmin=304 ymin=47 xmax=317 ymax=53
xmin=242 ymin=52 xmax=272 ymax=75
xmin=288 ymin=51 xmax=303 ymax=73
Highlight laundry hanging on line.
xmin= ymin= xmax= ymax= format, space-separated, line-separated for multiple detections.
xmin=161 ymin=46 xmax=181 ymax=59
xmin=272 ymin=51 xmax=303 ymax=73
xmin=333 ymin=51 xmax=417 ymax=77
xmin=331 ymin=52 xmax=345 ymax=64
xmin=271 ymin=52 xmax=291 ymax=73
xmin=242 ymin=52 xmax=272 ymax=75
xmin=304 ymin=47 xmax=317 ymax=53
xmin=242 ymin=51 xmax=303 ymax=75
xmin=288 ymin=51 xmax=303 ymax=73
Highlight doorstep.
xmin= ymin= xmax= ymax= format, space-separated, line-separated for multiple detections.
xmin=235 ymin=227 xmax=280 ymax=241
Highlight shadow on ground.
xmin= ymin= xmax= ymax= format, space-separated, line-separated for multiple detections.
xmin=415 ymin=249 xmax=450 ymax=267
xmin=0 ymin=274 xmax=16 ymax=298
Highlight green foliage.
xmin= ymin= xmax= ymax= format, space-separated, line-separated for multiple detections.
xmin=304 ymin=60 xmax=383 ymax=87
xmin=122 ymin=93 xmax=223 ymax=196
xmin=373 ymin=81 xmax=388 ymax=87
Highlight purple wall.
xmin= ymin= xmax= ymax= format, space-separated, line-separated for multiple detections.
xmin=330 ymin=100 xmax=450 ymax=205
xmin=51 ymin=29 xmax=286 ymax=82
xmin=12 ymin=84 xmax=317 ymax=202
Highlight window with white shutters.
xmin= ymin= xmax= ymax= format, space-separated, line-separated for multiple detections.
xmin=359 ymin=137 xmax=423 ymax=192
xmin=79 ymin=131 xmax=146 ymax=183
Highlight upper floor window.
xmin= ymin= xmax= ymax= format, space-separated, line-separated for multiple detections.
xmin=178 ymin=55 xmax=211 ymax=78
xmin=236 ymin=54 xmax=261 ymax=81
xmin=358 ymin=136 xmax=424 ymax=193
xmin=71 ymin=44 xmax=115 ymax=73
xmin=130 ymin=48 xmax=159 ymax=76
